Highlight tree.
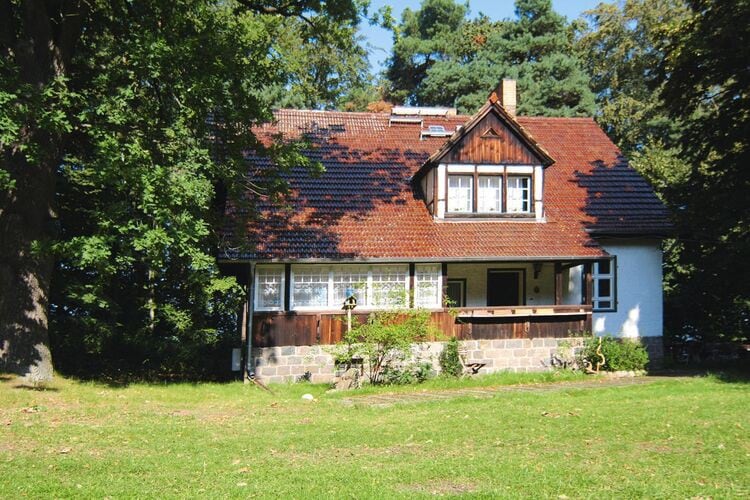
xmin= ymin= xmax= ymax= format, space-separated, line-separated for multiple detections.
xmin=0 ymin=0 xmax=361 ymax=380
xmin=262 ymin=15 xmax=373 ymax=110
xmin=385 ymin=0 xmax=595 ymax=116
xmin=576 ymin=0 xmax=689 ymax=152
xmin=657 ymin=0 xmax=750 ymax=342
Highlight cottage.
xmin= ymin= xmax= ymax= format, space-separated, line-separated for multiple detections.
xmin=221 ymin=80 xmax=671 ymax=383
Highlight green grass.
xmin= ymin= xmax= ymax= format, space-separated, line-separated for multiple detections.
xmin=1 ymin=373 xmax=748 ymax=498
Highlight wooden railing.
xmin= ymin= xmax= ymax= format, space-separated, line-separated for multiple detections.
xmin=252 ymin=305 xmax=592 ymax=347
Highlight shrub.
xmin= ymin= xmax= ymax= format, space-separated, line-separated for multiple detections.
xmin=439 ymin=337 xmax=463 ymax=377
xmin=382 ymin=361 xmax=434 ymax=385
xmin=333 ymin=303 xmax=438 ymax=384
xmin=581 ymin=335 xmax=649 ymax=371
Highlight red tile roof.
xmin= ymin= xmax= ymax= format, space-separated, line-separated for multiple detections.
xmin=222 ymin=109 xmax=671 ymax=261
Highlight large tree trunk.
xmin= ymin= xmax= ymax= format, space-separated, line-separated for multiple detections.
xmin=0 ymin=0 xmax=86 ymax=380
xmin=0 ymin=149 xmax=56 ymax=381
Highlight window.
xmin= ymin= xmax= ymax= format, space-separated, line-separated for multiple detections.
xmin=255 ymin=265 xmax=284 ymax=311
xmin=507 ymin=176 xmax=531 ymax=213
xmin=477 ymin=176 xmax=502 ymax=212
xmin=593 ymin=258 xmax=616 ymax=311
xmin=371 ymin=265 xmax=409 ymax=306
xmin=414 ymin=264 xmax=441 ymax=308
xmin=292 ymin=266 xmax=329 ymax=308
xmin=332 ymin=266 xmax=368 ymax=305
xmin=447 ymin=175 xmax=473 ymax=212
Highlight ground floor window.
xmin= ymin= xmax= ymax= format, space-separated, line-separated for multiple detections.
xmin=254 ymin=263 xmax=446 ymax=311
xmin=414 ymin=264 xmax=442 ymax=308
xmin=592 ymin=258 xmax=616 ymax=311
xmin=255 ymin=265 xmax=284 ymax=311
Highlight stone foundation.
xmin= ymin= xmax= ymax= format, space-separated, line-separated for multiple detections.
xmin=253 ymin=337 xmax=591 ymax=384
xmin=252 ymin=336 xmax=664 ymax=384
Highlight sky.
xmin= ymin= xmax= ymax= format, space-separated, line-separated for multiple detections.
xmin=360 ymin=0 xmax=604 ymax=73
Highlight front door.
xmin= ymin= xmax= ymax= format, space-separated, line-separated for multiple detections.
xmin=487 ymin=270 xmax=523 ymax=306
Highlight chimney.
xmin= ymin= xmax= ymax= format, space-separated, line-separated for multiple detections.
xmin=492 ymin=79 xmax=517 ymax=117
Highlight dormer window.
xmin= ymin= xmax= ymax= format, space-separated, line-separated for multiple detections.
xmin=507 ymin=176 xmax=531 ymax=213
xmin=447 ymin=175 xmax=473 ymax=212
xmin=446 ymin=171 xmax=533 ymax=216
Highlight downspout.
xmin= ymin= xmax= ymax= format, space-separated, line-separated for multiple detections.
xmin=245 ymin=262 xmax=256 ymax=382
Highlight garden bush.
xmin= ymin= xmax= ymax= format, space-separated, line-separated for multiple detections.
xmin=581 ymin=335 xmax=649 ymax=371
xmin=439 ymin=337 xmax=463 ymax=377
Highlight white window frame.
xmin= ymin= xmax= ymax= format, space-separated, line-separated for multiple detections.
xmin=284 ymin=264 xmax=410 ymax=311
xmin=447 ymin=174 xmax=473 ymax=213
xmin=414 ymin=264 xmax=442 ymax=309
xmin=592 ymin=258 xmax=616 ymax=312
xmin=290 ymin=265 xmax=330 ymax=311
xmin=477 ymin=175 xmax=502 ymax=213
xmin=370 ymin=265 xmax=410 ymax=308
xmin=507 ymin=175 xmax=531 ymax=213
xmin=254 ymin=265 xmax=285 ymax=312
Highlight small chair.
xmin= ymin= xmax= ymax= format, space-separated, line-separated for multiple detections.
xmin=458 ymin=346 xmax=486 ymax=375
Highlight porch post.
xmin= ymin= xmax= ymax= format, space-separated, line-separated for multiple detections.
xmin=409 ymin=263 xmax=415 ymax=308
xmin=583 ymin=262 xmax=594 ymax=306
xmin=283 ymin=263 xmax=291 ymax=312
xmin=245 ymin=262 xmax=256 ymax=383
xmin=554 ymin=262 xmax=563 ymax=305
xmin=441 ymin=263 xmax=448 ymax=308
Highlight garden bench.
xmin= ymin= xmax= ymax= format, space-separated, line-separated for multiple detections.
xmin=458 ymin=346 xmax=486 ymax=375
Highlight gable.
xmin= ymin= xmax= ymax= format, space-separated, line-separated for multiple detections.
xmin=441 ymin=111 xmax=542 ymax=165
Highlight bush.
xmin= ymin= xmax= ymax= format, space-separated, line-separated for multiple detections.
xmin=382 ymin=361 xmax=434 ymax=385
xmin=333 ymin=303 xmax=438 ymax=384
xmin=439 ymin=337 xmax=463 ymax=377
xmin=581 ymin=335 xmax=649 ymax=371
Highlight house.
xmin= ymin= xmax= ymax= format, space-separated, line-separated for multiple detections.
xmin=220 ymin=80 xmax=671 ymax=383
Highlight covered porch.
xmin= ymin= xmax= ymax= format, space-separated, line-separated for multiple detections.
xmin=242 ymin=260 xmax=595 ymax=348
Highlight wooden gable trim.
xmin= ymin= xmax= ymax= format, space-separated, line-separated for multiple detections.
xmin=413 ymin=99 xmax=555 ymax=181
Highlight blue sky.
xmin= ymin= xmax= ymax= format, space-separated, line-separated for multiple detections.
xmin=360 ymin=0 xmax=603 ymax=73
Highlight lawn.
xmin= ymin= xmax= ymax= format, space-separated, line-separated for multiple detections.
xmin=1 ymin=372 xmax=748 ymax=498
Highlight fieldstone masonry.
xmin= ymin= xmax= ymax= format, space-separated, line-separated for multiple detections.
xmin=252 ymin=336 xmax=664 ymax=384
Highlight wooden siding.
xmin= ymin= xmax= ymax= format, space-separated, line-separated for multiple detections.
xmin=252 ymin=306 xmax=591 ymax=347
xmin=444 ymin=112 xmax=541 ymax=165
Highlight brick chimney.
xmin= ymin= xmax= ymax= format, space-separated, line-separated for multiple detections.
xmin=497 ymin=79 xmax=517 ymax=117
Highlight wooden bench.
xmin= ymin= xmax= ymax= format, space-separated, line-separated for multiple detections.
xmin=458 ymin=346 xmax=486 ymax=375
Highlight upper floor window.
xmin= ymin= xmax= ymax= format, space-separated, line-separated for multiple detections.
xmin=447 ymin=175 xmax=473 ymax=212
xmin=507 ymin=176 xmax=530 ymax=213
xmin=447 ymin=173 xmax=532 ymax=215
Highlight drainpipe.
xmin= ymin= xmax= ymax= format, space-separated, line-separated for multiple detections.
xmin=245 ymin=262 xmax=256 ymax=382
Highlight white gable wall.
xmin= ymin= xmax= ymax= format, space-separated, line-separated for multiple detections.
xmin=590 ymin=239 xmax=663 ymax=338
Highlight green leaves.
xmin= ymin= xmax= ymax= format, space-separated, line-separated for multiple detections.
xmin=385 ymin=0 xmax=595 ymax=117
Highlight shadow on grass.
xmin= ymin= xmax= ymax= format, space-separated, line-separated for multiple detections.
xmin=650 ymin=365 xmax=750 ymax=383
xmin=12 ymin=383 xmax=60 ymax=392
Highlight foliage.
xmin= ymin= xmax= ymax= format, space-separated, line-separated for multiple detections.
xmin=439 ymin=336 xmax=463 ymax=377
xmin=385 ymin=0 xmax=595 ymax=116
xmin=576 ymin=0 xmax=749 ymax=344
xmin=381 ymin=361 xmax=434 ymax=385
xmin=261 ymin=13 xmax=373 ymax=110
xmin=0 ymin=0 xmax=362 ymax=379
xmin=656 ymin=0 xmax=750 ymax=343
xmin=581 ymin=336 xmax=649 ymax=372
xmin=576 ymin=0 xmax=689 ymax=152
xmin=336 ymin=303 xmax=437 ymax=384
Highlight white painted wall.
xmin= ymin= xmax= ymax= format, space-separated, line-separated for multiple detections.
xmin=592 ymin=239 xmax=663 ymax=338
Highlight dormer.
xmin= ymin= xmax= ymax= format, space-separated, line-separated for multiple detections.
xmin=415 ymin=80 xmax=555 ymax=221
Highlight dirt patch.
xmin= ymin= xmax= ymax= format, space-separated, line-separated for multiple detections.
xmin=400 ymin=479 xmax=478 ymax=496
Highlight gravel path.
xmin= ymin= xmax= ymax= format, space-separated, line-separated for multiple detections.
xmin=338 ymin=375 xmax=689 ymax=408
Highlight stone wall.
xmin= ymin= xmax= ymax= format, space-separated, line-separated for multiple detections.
xmin=252 ymin=337 xmax=593 ymax=384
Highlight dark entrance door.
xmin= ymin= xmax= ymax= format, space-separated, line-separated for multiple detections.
xmin=487 ymin=270 xmax=522 ymax=306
